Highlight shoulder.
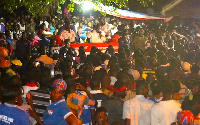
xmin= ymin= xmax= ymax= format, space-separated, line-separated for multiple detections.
xmin=152 ymin=102 xmax=163 ymax=110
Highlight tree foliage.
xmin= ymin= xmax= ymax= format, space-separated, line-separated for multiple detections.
xmin=0 ymin=0 xmax=155 ymax=16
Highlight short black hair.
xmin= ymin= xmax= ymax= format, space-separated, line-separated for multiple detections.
xmin=96 ymin=106 xmax=108 ymax=114
xmin=2 ymin=86 xmax=22 ymax=103
xmin=191 ymin=64 xmax=200 ymax=74
xmin=150 ymin=80 xmax=161 ymax=95
xmin=90 ymin=78 xmax=101 ymax=90
xmin=172 ymin=80 xmax=181 ymax=93
xmin=160 ymin=80 xmax=174 ymax=94
xmin=136 ymin=80 xmax=148 ymax=93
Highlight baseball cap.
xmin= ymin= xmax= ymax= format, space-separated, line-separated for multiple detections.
xmin=51 ymin=79 xmax=67 ymax=91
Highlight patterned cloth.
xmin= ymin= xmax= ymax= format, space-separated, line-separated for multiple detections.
xmin=60 ymin=29 xmax=76 ymax=43
xmin=177 ymin=110 xmax=194 ymax=125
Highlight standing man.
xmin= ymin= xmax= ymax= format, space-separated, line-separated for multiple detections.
xmin=151 ymin=80 xmax=182 ymax=125
xmin=59 ymin=21 xmax=76 ymax=44
xmin=43 ymin=79 xmax=79 ymax=125
xmin=133 ymin=29 xmax=148 ymax=50
xmin=123 ymin=80 xmax=154 ymax=125
xmin=15 ymin=32 xmax=30 ymax=61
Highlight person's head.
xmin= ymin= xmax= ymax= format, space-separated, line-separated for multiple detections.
xmin=160 ymin=80 xmax=174 ymax=99
xmin=90 ymin=77 xmax=101 ymax=90
xmin=108 ymin=55 xmax=118 ymax=67
xmin=9 ymin=75 xmax=22 ymax=87
xmin=139 ymin=29 xmax=145 ymax=36
xmin=172 ymin=80 xmax=181 ymax=94
xmin=64 ymin=39 xmax=70 ymax=47
xmin=50 ymin=79 xmax=67 ymax=102
xmin=63 ymin=75 xmax=76 ymax=94
xmin=136 ymin=80 xmax=149 ymax=97
xmin=191 ymin=64 xmax=200 ymax=74
xmin=42 ymin=23 xmax=46 ymax=30
xmin=39 ymin=46 xmax=47 ymax=55
xmin=109 ymin=65 xmax=120 ymax=77
xmin=90 ymin=46 xmax=98 ymax=56
xmin=101 ymin=74 xmax=111 ymax=89
xmin=82 ymin=66 xmax=94 ymax=79
xmin=79 ymin=46 xmax=85 ymax=55
xmin=30 ymin=18 xmax=34 ymax=23
xmin=51 ymin=18 xmax=55 ymax=23
xmin=191 ymin=80 xmax=200 ymax=95
xmin=2 ymin=86 xmax=23 ymax=106
xmin=65 ymin=21 xmax=71 ymax=30
xmin=150 ymin=80 xmax=162 ymax=96
xmin=107 ymin=45 xmax=115 ymax=55
xmin=146 ymin=74 xmax=156 ymax=83
xmin=95 ymin=107 xmax=108 ymax=125
xmin=59 ymin=57 xmax=73 ymax=76
xmin=88 ymin=22 xmax=92 ymax=28
xmin=21 ymin=32 xmax=27 ymax=40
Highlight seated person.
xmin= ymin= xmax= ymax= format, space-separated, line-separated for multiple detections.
xmin=87 ymin=24 xmax=104 ymax=43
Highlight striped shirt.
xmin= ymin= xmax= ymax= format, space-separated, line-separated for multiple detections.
xmin=29 ymin=89 xmax=50 ymax=120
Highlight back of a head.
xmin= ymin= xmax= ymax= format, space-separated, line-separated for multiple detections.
xmin=96 ymin=106 xmax=107 ymax=114
xmin=116 ymin=71 xmax=129 ymax=86
xmin=90 ymin=77 xmax=101 ymax=90
xmin=191 ymin=64 xmax=200 ymax=74
xmin=9 ymin=75 xmax=22 ymax=87
xmin=150 ymin=80 xmax=161 ymax=95
xmin=40 ymin=46 xmax=46 ymax=55
xmin=2 ymin=85 xmax=22 ymax=103
xmin=136 ymin=80 xmax=148 ymax=95
xmin=82 ymin=66 xmax=93 ymax=78
xmin=172 ymin=80 xmax=181 ymax=93
xmin=160 ymin=79 xmax=174 ymax=95
xmin=108 ymin=55 xmax=118 ymax=67
xmin=109 ymin=65 xmax=120 ymax=76
xmin=91 ymin=56 xmax=101 ymax=67
xmin=63 ymin=75 xmax=75 ymax=87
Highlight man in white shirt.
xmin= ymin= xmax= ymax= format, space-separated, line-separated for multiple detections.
xmin=123 ymin=80 xmax=154 ymax=125
xmin=60 ymin=21 xmax=76 ymax=43
xmin=87 ymin=24 xmax=103 ymax=43
xmin=151 ymin=80 xmax=182 ymax=125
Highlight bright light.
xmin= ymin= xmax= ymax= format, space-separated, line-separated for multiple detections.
xmin=82 ymin=1 xmax=94 ymax=11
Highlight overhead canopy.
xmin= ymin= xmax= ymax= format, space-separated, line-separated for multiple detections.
xmin=73 ymin=0 xmax=172 ymax=21
xmin=164 ymin=0 xmax=200 ymax=18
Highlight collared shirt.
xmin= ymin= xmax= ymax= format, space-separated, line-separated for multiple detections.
xmin=0 ymin=103 xmax=29 ymax=125
xmin=151 ymin=100 xmax=182 ymax=125
xmin=87 ymin=30 xmax=103 ymax=43
xmin=123 ymin=95 xmax=154 ymax=125
xmin=43 ymin=99 xmax=73 ymax=125
xmin=60 ymin=29 xmax=76 ymax=43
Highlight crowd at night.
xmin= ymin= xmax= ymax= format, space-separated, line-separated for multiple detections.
xmin=1 ymin=5 xmax=200 ymax=125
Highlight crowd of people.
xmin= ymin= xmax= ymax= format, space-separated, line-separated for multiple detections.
xmin=1 ymin=10 xmax=200 ymax=125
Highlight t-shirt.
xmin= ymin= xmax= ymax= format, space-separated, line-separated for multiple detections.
xmin=151 ymin=100 xmax=182 ymax=125
xmin=123 ymin=95 xmax=154 ymax=125
xmin=43 ymin=99 xmax=73 ymax=125
xmin=60 ymin=29 xmax=76 ymax=43
xmin=0 ymin=103 xmax=29 ymax=125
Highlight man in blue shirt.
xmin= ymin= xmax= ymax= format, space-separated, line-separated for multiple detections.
xmin=43 ymin=79 xmax=79 ymax=125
